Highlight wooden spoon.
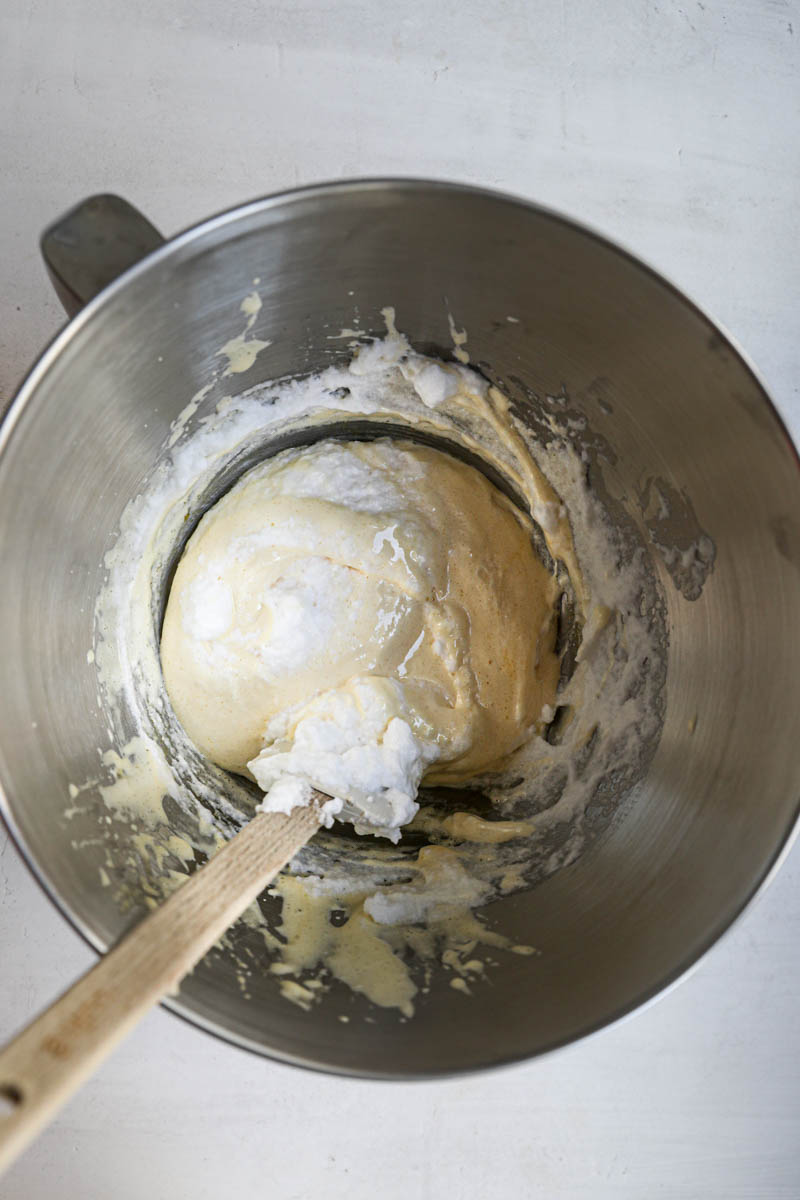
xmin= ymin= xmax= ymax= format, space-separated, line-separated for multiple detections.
xmin=0 ymin=795 xmax=328 ymax=1174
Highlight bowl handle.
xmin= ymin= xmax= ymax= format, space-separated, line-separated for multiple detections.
xmin=40 ymin=194 xmax=165 ymax=318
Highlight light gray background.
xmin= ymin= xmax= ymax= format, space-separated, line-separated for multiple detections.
xmin=1 ymin=1 xmax=798 ymax=1197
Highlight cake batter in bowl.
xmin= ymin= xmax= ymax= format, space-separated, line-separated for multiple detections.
xmin=0 ymin=181 xmax=798 ymax=1075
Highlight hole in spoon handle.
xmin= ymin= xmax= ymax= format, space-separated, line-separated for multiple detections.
xmin=0 ymin=1084 xmax=23 ymax=1118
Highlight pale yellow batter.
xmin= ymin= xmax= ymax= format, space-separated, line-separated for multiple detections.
xmin=160 ymin=438 xmax=560 ymax=836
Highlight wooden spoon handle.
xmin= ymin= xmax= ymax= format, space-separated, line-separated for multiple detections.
xmin=0 ymin=801 xmax=322 ymax=1174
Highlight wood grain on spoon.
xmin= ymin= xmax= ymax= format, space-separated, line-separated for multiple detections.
xmin=0 ymin=795 xmax=327 ymax=1174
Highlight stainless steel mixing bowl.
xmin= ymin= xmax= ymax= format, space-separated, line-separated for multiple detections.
xmin=1 ymin=181 xmax=799 ymax=1076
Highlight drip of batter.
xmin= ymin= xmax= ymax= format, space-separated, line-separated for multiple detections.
xmin=160 ymin=439 xmax=560 ymax=839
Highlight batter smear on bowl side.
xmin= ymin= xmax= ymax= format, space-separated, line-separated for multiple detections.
xmin=81 ymin=307 xmax=665 ymax=1017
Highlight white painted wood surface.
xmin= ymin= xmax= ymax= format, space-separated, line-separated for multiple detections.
xmin=1 ymin=1 xmax=798 ymax=1196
